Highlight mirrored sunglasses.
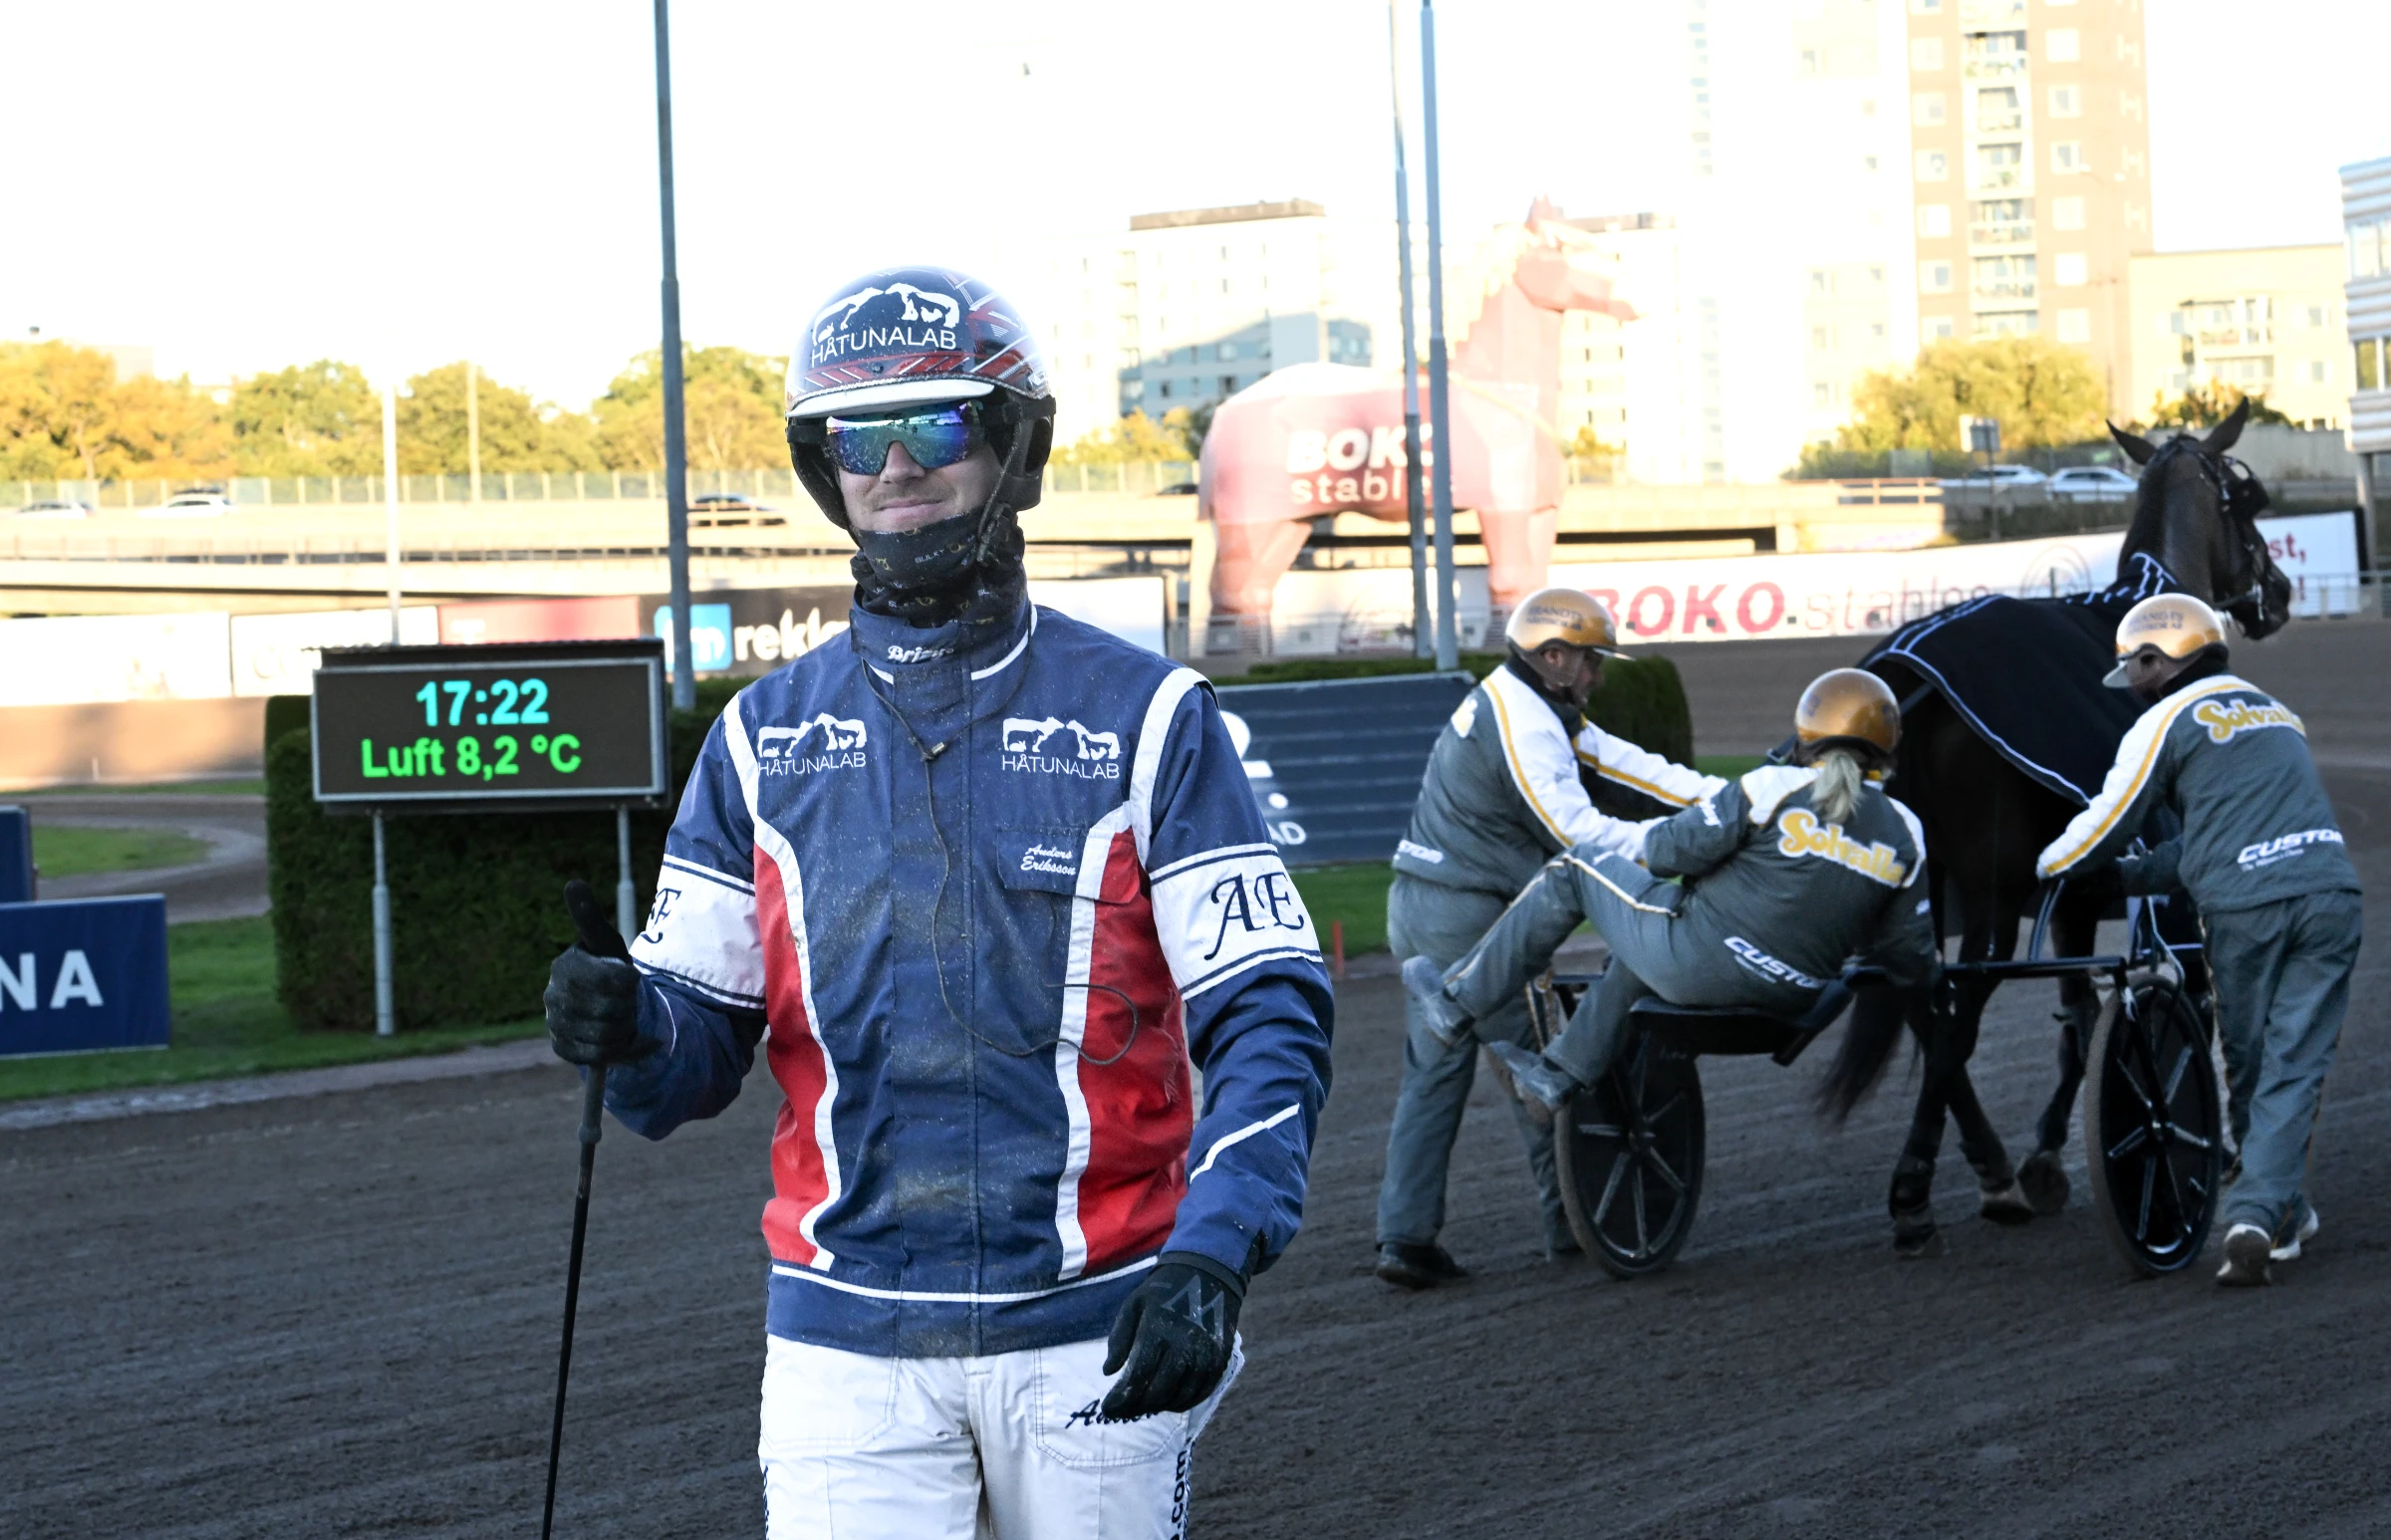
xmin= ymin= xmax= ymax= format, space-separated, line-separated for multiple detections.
xmin=824 ymin=405 xmax=979 ymax=476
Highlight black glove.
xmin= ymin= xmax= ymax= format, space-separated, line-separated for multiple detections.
xmin=1100 ymin=1254 xmax=1242 ymax=1421
xmin=543 ymin=880 xmax=651 ymax=1067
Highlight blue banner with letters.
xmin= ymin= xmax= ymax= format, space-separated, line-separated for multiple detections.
xmin=0 ymin=895 xmax=170 ymax=1056
xmin=1214 ymin=672 xmax=1474 ymax=868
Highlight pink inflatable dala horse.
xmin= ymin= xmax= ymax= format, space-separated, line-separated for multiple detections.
xmin=1197 ymin=198 xmax=1633 ymax=651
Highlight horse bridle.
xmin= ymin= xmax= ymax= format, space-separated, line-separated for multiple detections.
xmin=2148 ymin=436 xmax=2276 ymax=628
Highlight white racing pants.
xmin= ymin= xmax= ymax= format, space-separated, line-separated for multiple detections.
xmin=760 ymin=1332 xmax=1243 ymax=1540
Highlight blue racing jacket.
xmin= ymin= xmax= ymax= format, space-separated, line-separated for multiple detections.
xmin=606 ymin=590 xmax=1335 ymax=1359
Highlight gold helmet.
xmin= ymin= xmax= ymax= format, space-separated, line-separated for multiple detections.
xmin=2103 ymin=593 xmax=2228 ymax=687
xmin=1504 ymin=587 xmax=1626 ymax=657
xmin=1794 ymin=668 xmax=1901 ymax=761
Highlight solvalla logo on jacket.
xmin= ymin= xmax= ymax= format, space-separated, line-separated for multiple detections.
xmin=1000 ymin=716 xmax=1123 ymax=778
xmin=757 ymin=713 xmax=869 ymax=775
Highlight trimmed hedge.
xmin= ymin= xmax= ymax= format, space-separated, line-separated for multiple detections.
xmin=265 ymin=678 xmax=743 ymax=1032
xmin=1234 ymin=650 xmax=1694 ymax=764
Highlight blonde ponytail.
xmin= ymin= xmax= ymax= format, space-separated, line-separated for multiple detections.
xmin=1813 ymin=747 xmax=1865 ymax=826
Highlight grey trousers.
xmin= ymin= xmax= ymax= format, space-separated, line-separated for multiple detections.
xmin=2204 ymin=891 xmax=2362 ymax=1236
xmin=1446 ymin=848 xmax=1816 ymax=1088
xmin=1377 ymin=875 xmax=1570 ymax=1252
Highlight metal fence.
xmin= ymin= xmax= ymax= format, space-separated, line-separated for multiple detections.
xmin=10 ymin=468 xmax=807 ymax=510
xmin=11 ymin=461 xmax=1203 ymax=511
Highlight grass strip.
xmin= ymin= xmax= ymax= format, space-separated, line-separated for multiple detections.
xmin=1290 ymin=863 xmax=1395 ymax=957
xmin=0 ymin=914 xmax=540 ymax=1105
xmin=31 ymin=825 xmax=212 ymax=878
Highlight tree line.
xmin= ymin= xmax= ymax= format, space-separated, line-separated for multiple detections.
xmin=0 ymin=342 xmax=792 ymax=484
xmin=12 ymin=332 xmax=2275 ymax=488
xmin=1794 ymin=335 xmax=2291 ymax=479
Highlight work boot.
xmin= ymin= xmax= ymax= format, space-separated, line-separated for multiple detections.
xmin=2216 ymin=1222 xmax=2273 ymax=1287
xmin=1375 ymin=1240 xmax=1468 ymax=1290
xmin=1402 ymin=955 xmax=1473 ymax=1048
xmin=1483 ymin=1040 xmax=1578 ymax=1129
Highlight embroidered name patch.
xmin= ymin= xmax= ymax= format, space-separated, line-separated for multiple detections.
xmin=2193 ymin=699 xmax=2304 ymax=743
xmin=1775 ymin=808 xmax=1908 ymax=888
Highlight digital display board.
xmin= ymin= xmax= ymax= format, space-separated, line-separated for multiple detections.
xmin=312 ymin=640 xmax=668 ymax=812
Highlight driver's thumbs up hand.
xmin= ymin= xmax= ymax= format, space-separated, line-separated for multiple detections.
xmin=544 ymin=880 xmax=649 ymax=1067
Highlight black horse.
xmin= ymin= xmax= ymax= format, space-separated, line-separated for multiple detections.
xmin=1823 ymin=398 xmax=2293 ymax=1256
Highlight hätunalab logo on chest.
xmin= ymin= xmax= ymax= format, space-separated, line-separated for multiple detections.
xmin=758 ymin=713 xmax=869 ymax=775
xmin=1000 ymin=716 xmax=1123 ymax=779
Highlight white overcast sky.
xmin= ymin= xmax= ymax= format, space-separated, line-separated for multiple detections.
xmin=7 ymin=0 xmax=2384 ymax=408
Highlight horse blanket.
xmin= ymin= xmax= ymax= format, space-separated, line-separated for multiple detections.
xmin=1860 ymin=553 xmax=2179 ymax=806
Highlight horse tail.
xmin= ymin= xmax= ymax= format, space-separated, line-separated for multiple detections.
xmin=1816 ymin=982 xmax=1915 ymax=1124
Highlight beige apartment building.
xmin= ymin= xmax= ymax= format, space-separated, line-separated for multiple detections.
xmin=2125 ymin=246 xmax=2352 ymax=429
xmin=1904 ymin=0 xmax=2152 ymax=405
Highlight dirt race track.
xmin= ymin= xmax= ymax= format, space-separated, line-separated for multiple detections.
xmin=6 ymin=624 xmax=2391 ymax=1539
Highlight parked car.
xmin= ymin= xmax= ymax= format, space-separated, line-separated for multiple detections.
xmin=690 ymin=492 xmax=786 ymax=528
xmin=140 ymin=492 xmax=235 ymax=518
xmin=2046 ymin=465 xmax=2139 ymax=503
xmin=15 ymin=499 xmax=94 ymax=519
xmin=1938 ymin=463 xmax=2048 ymax=491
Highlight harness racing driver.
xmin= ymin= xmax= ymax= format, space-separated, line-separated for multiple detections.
xmin=1377 ymin=588 xmax=1723 ymax=1287
xmin=542 ymin=268 xmax=1334 ymax=1537
xmin=2037 ymin=593 xmax=2360 ymax=1287
xmin=1406 ymin=668 xmax=1939 ymax=1125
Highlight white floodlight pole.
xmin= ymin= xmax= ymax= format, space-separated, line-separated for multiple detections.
xmin=1390 ymin=0 xmax=1431 ymax=659
xmin=655 ymin=0 xmax=695 ymax=710
xmin=383 ymin=382 xmax=402 ymax=636
xmin=1421 ymin=0 xmax=1460 ymax=670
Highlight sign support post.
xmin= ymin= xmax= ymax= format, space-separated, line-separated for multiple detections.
xmin=372 ymin=812 xmax=395 ymax=1037
xmin=615 ymin=807 xmax=637 ymax=941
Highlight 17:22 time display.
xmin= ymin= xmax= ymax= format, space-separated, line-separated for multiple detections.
xmin=362 ymin=676 xmax=578 ymax=781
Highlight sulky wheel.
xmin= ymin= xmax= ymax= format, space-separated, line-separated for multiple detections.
xmin=2083 ymin=981 xmax=2223 ymax=1276
xmin=1554 ymin=1033 xmax=1706 ymax=1278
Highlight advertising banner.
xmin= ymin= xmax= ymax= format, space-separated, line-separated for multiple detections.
xmin=1549 ymin=511 xmax=2363 ymax=642
xmin=438 ymin=597 xmax=645 ymax=646
xmin=0 ymin=613 xmax=233 ymax=707
xmin=1029 ymin=577 xmax=1168 ymax=656
xmin=0 ymin=895 xmax=170 ymax=1057
xmin=642 ymin=578 xmax=1166 ymax=676
xmin=1243 ymin=513 xmax=2365 ymax=653
xmin=230 ymin=607 xmax=439 ymax=697
xmin=645 ymin=587 xmax=852 ymax=678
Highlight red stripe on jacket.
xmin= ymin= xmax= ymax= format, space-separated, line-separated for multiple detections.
xmin=755 ymin=850 xmax=832 ymax=1267
xmin=1074 ymin=829 xmax=1194 ymax=1271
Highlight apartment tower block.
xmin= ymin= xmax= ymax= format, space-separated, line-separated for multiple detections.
xmin=1904 ymin=0 xmax=2151 ymax=409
